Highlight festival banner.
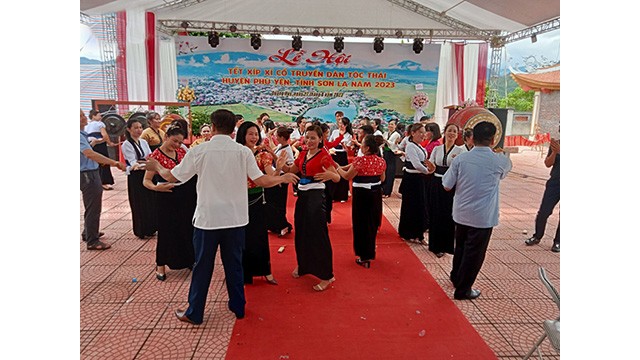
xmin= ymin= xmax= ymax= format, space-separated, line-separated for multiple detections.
xmin=176 ymin=36 xmax=440 ymax=124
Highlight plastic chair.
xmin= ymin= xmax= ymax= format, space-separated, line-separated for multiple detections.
xmin=523 ymin=267 xmax=560 ymax=359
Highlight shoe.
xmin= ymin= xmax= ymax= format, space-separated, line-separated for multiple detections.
xmin=175 ymin=309 xmax=200 ymax=325
xmin=82 ymin=232 xmax=105 ymax=242
xmin=264 ymin=275 xmax=278 ymax=285
xmin=279 ymin=227 xmax=289 ymax=237
xmin=228 ymin=304 xmax=245 ymax=319
xmin=292 ymin=268 xmax=300 ymax=278
xmin=313 ymin=277 xmax=336 ymax=291
xmin=355 ymin=258 xmax=371 ymax=268
xmin=436 ymin=252 xmax=445 ymax=258
xmin=551 ymin=242 xmax=560 ymax=253
xmin=454 ymin=289 xmax=481 ymax=300
xmin=524 ymin=236 xmax=541 ymax=246
xmin=102 ymin=184 xmax=114 ymax=190
xmin=156 ymin=272 xmax=166 ymax=281
xmin=86 ymin=240 xmax=111 ymax=250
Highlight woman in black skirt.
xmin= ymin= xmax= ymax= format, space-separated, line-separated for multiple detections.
xmin=397 ymin=123 xmax=434 ymax=244
xmin=143 ymin=124 xmax=196 ymax=280
xmin=427 ymin=123 xmax=466 ymax=257
xmin=236 ymin=122 xmax=279 ymax=285
xmin=337 ymin=135 xmax=386 ymax=268
xmin=122 ymin=118 xmax=157 ymax=239
xmin=381 ymin=119 xmax=402 ymax=198
xmin=330 ymin=117 xmax=353 ymax=202
xmin=265 ymin=126 xmax=295 ymax=236
xmin=281 ymin=125 xmax=340 ymax=291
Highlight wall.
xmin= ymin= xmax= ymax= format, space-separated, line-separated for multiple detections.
xmin=539 ymin=91 xmax=560 ymax=138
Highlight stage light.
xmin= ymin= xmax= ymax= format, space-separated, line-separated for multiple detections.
xmin=229 ymin=24 xmax=237 ymax=33
xmin=272 ymin=27 xmax=281 ymax=34
xmin=355 ymin=29 xmax=363 ymax=37
xmin=373 ymin=37 xmax=384 ymax=53
xmin=250 ymin=34 xmax=261 ymax=50
xmin=180 ymin=21 xmax=189 ymax=30
xmin=208 ymin=31 xmax=220 ymax=48
xmin=334 ymin=37 xmax=344 ymax=53
xmin=531 ymin=34 xmax=537 ymax=43
xmin=413 ymin=38 xmax=423 ymax=54
xmin=292 ymin=35 xmax=302 ymax=51
xmin=395 ymin=30 xmax=403 ymax=38
xmin=312 ymin=29 xmax=320 ymax=37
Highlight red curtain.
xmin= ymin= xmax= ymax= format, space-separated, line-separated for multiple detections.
xmin=145 ymin=12 xmax=156 ymax=109
xmin=476 ymin=43 xmax=488 ymax=106
xmin=454 ymin=43 xmax=465 ymax=104
xmin=115 ymin=12 xmax=128 ymax=109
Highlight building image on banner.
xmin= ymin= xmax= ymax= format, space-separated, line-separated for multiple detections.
xmin=176 ymin=37 xmax=440 ymax=124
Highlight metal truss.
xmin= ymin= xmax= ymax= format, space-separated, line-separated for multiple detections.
xmin=80 ymin=12 xmax=91 ymax=26
xmin=158 ymin=20 xmax=501 ymax=40
xmin=99 ymin=13 xmax=119 ymax=101
xmin=503 ymin=18 xmax=560 ymax=44
xmin=486 ymin=46 xmax=503 ymax=108
xmin=150 ymin=0 xmax=208 ymax=11
xmin=386 ymin=0 xmax=488 ymax=35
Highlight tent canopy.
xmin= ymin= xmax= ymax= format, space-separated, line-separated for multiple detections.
xmin=81 ymin=0 xmax=559 ymax=40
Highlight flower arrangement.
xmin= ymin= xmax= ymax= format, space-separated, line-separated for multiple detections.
xmin=411 ymin=92 xmax=429 ymax=122
xmin=177 ymin=85 xmax=196 ymax=102
xmin=456 ymin=98 xmax=479 ymax=110
xmin=411 ymin=92 xmax=429 ymax=110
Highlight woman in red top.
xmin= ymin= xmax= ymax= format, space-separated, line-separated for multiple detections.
xmin=236 ymin=122 xmax=279 ymax=285
xmin=281 ymin=125 xmax=340 ymax=291
xmin=338 ymin=135 xmax=387 ymax=268
xmin=143 ymin=124 xmax=196 ymax=281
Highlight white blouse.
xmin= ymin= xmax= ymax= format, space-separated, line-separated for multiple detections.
xmin=122 ymin=138 xmax=152 ymax=174
xmin=383 ymin=131 xmax=402 ymax=152
xmin=429 ymin=144 xmax=466 ymax=177
xmin=403 ymin=140 xmax=429 ymax=174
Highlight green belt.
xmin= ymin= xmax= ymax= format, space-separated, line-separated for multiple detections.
xmin=248 ymin=187 xmax=264 ymax=195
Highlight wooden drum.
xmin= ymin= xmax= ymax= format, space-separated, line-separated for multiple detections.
xmin=446 ymin=106 xmax=503 ymax=148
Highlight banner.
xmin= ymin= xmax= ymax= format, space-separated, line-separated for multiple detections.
xmin=176 ymin=36 xmax=440 ymax=123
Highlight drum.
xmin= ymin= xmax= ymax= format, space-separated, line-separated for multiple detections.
xmin=446 ymin=106 xmax=503 ymax=148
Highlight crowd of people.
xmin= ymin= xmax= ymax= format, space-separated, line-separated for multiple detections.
xmin=81 ymin=106 xmax=553 ymax=323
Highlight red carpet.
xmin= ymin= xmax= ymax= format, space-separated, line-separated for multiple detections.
xmin=225 ymin=190 xmax=496 ymax=359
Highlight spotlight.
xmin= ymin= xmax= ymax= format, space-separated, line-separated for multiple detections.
xmin=292 ymin=35 xmax=302 ymax=51
xmin=395 ymin=30 xmax=403 ymax=38
xmin=531 ymin=34 xmax=537 ymax=43
xmin=208 ymin=31 xmax=219 ymax=48
xmin=355 ymin=29 xmax=363 ymax=37
xmin=180 ymin=21 xmax=189 ymax=30
xmin=272 ymin=27 xmax=281 ymax=35
xmin=334 ymin=36 xmax=344 ymax=53
xmin=412 ymin=38 xmax=423 ymax=54
xmin=229 ymin=24 xmax=237 ymax=33
xmin=312 ymin=29 xmax=320 ymax=37
xmin=250 ymin=34 xmax=261 ymax=50
xmin=373 ymin=37 xmax=384 ymax=53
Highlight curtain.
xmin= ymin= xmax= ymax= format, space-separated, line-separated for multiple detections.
xmin=158 ymin=36 xmax=178 ymax=106
xmin=463 ymin=44 xmax=479 ymax=102
xmin=126 ymin=9 xmax=148 ymax=103
xmin=475 ymin=43 xmax=488 ymax=106
xmin=434 ymin=43 xmax=458 ymax=129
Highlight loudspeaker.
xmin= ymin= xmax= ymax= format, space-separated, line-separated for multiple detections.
xmin=488 ymin=108 xmax=509 ymax=149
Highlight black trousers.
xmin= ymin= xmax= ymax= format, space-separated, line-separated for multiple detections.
xmin=534 ymin=179 xmax=560 ymax=244
xmin=80 ymin=170 xmax=103 ymax=245
xmin=450 ymin=223 xmax=492 ymax=297
xmin=381 ymin=150 xmax=397 ymax=196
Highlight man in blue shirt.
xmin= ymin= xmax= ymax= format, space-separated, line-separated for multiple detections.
xmin=80 ymin=109 xmax=126 ymax=250
xmin=442 ymin=121 xmax=512 ymax=300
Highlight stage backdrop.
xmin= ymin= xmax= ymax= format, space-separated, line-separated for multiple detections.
xmin=176 ymin=36 xmax=440 ymax=123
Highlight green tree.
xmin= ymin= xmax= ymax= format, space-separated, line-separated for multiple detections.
xmin=497 ymin=87 xmax=534 ymax=111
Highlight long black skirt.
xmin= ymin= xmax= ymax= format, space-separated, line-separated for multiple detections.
xmin=332 ymin=151 xmax=350 ymax=202
xmin=428 ymin=176 xmax=455 ymax=254
xmin=397 ymin=171 xmax=428 ymax=241
xmin=381 ymin=150 xmax=397 ymax=196
xmin=243 ymin=191 xmax=273 ymax=283
xmin=352 ymin=185 xmax=383 ymax=261
xmin=155 ymin=176 xmax=196 ymax=269
xmin=94 ymin=142 xmax=115 ymax=185
xmin=127 ymin=170 xmax=158 ymax=238
xmin=294 ymin=188 xmax=334 ymax=280
xmin=264 ymin=183 xmax=292 ymax=234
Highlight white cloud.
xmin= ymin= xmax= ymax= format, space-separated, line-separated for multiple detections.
xmin=188 ymin=57 xmax=205 ymax=67
xmin=203 ymin=56 xmax=210 ymax=63
xmin=214 ymin=54 xmax=231 ymax=64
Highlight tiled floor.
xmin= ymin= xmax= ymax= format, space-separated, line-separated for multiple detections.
xmin=80 ymin=146 xmax=560 ymax=359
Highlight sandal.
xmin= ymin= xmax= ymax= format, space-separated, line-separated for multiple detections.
xmin=313 ymin=277 xmax=336 ymax=292
xmin=292 ymin=267 xmax=300 ymax=278
xmin=87 ymin=240 xmax=111 ymax=250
